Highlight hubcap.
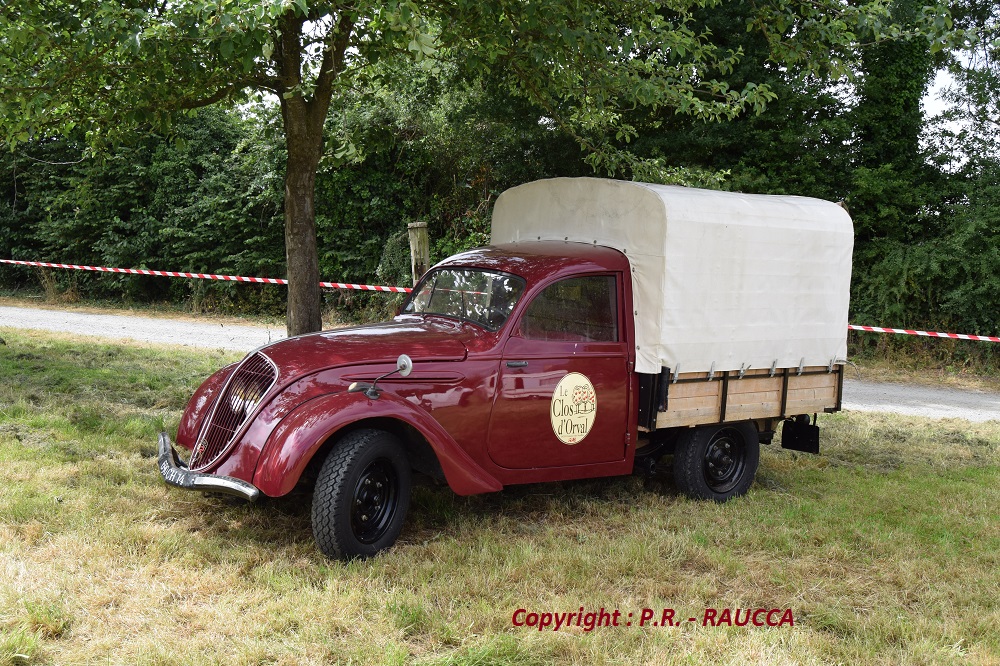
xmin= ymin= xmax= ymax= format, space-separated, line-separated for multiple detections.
xmin=351 ymin=458 xmax=398 ymax=544
xmin=703 ymin=429 xmax=747 ymax=493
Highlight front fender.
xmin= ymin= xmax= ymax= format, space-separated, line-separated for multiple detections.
xmin=252 ymin=391 xmax=503 ymax=497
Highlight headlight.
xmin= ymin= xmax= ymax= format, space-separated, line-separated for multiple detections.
xmin=229 ymin=382 xmax=265 ymax=417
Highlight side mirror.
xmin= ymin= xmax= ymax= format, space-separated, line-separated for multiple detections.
xmin=396 ymin=354 xmax=413 ymax=377
xmin=349 ymin=354 xmax=414 ymax=400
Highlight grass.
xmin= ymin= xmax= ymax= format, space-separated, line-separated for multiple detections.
xmin=1 ymin=328 xmax=999 ymax=665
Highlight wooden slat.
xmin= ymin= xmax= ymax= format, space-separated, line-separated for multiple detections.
xmin=785 ymin=399 xmax=835 ymax=414
xmin=728 ymin=376 xmax=783 ymax=395
xmin=656 ymin=407 xmax=724 ymax=428
xmin=787 ymin=373 xmax=838 ymax=390
xmin=787 ymin=386 xmax=837 ymax=401
xmin=730 ymin=388 xmax=783 ymax=402
xmin=668 ymin=381 xmax=722 ymax=399
xmin=726 ymin=403 xmax=781 ymax=421
xmin=729 ymin=393 xmax=781 ymax=410
xmin=667 ymin=394 xmax=721 ymax=411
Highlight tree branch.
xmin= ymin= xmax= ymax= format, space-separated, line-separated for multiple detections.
xmin=254 ymin=74 xmax=284 ymax=94
xmin=171 ymin=82 xmax=245 ymax=110
xmin=277 ymin=12 xmax=306 ymax=94
xmin=308 ymin=11 xmax=355 ymax=134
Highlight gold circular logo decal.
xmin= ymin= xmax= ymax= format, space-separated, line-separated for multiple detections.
xmin=550 ymin=372 xmax=597 ymax=444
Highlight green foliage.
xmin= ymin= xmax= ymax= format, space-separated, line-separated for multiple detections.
xmin=622 ymin=2 xmax=854 ymax=201
xmin=615 ymin=0 xmax=1000 ymax=339
xmin=316 ymin=59 xmax=589 ymax=265
xmin=847 ymin=0 xmax=946 ymax=246
xmin=939 ymin=166 xmax=1000 ymax=331
xmin=311 ymin=60 xmax=592 ymax=319
xmin=4 ymin=0 xmax=871 ymax=331
xmin=0 ymin=108 xmax=286 ymax=310
xmin=853 ymin=160 xmax=1000 ymax=335
xmin=2 ymin=0 xmax=970 ymax=333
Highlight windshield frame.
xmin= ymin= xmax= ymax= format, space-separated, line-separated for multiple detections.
xmin=401 ymin=267 xmax=527 ymax=332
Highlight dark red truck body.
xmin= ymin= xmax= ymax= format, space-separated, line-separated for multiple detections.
xmin=158 ymin=186 xmax=848 ymax=559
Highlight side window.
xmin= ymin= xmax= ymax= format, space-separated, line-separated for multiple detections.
xmin=520 ymin=275 xmax=619 ymax=342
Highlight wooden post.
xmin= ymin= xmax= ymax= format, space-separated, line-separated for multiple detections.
xmin=407 ymin=221 xmax=430 ymax=286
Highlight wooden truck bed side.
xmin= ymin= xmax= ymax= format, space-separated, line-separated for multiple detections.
xmin=640 ymin=365 xmax=844 ymax=430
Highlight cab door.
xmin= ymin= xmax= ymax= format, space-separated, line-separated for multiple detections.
xmin=487 ymin=274 xmax=629 ymax=469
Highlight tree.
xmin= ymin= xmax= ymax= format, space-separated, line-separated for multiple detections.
xmin=936 ymin=0 xmax=1000 ymax=161
xmin=0 ymin=0 xmax=959 ymax=335
xmin=618 ymin=2 xmax=855 ymax=198
xmin=849 ymin=0 xmax=949 ymax=248
xmin=916 ymin=0 xmax=1000 ymax=333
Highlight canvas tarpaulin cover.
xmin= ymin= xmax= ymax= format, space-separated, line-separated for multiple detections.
xmin=491 ymin=178 xmax=854 ymax=376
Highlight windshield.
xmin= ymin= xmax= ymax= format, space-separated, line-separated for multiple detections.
xmin=403 ymin=268 xmax=526 ymax=331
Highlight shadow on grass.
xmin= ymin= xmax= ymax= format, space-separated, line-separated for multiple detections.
xmin=184 ymin=468 xmax=686 ymax=559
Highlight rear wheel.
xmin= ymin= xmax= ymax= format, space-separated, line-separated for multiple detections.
xmin=312 ymin=429 xmax=412 ymax=559
xmin=673 ymin=422 xmax=759 ymax=501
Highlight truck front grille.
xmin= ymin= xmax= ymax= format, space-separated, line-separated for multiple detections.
xmin=189 ymin=352 xmax=277 ymax=471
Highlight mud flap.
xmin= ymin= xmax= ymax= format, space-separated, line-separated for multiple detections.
xmin=781 ymin=416 xmax=820 ymax=454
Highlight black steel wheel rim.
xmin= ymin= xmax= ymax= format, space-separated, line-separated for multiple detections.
xmin=703 ymin=428 xmax=747 ymax=493
xmin=351 ymin=458 xmax=399 ymax=544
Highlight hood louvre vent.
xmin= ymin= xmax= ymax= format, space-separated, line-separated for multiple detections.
xmin=189 ymin=352 xmax=277 ymax=471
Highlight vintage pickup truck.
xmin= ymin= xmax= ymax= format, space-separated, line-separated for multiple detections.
xmin=158 ymin=177 xmax=854 ymax=559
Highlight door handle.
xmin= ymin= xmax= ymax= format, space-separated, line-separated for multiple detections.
xmin=505 ymin=360 xmax=529 ymax=368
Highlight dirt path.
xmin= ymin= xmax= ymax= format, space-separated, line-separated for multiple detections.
xmin=3 ymin=303 xmax=999 ymax=422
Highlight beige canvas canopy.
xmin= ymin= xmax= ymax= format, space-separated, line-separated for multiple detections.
xmin=491 ymin=177 xmax=854 ymax=375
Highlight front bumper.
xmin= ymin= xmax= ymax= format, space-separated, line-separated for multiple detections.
xmin=157 ymin=432 xmax=261 ymax=503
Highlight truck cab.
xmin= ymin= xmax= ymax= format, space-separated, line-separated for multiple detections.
xmin=411 ymin=243 xmax=636 ymax=476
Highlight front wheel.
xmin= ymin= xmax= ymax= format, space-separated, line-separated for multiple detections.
xmin=312 ymin=429 xmax=412 ymax=559
xmin=672 ymin=422 xmax=759 ymax=501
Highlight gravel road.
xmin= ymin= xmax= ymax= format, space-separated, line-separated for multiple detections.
xmin=3 ymin=304 xmax=999 ymax=422
xmin=841 ymin=380 xmax=1000 ymax=422
xmin=0 ymin=304 xmax=286 ymax=351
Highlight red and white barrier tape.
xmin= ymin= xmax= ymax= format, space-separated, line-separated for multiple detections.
xmin=4 ymin=258 xmax=999 ymax=341
xmin=848 ymin=324 xmax=1000 ymax=343
xmin=0 ymin=259 xmax=412 ymax=294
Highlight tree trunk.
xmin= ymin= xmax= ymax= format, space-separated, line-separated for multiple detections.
xmin=274 ymin=11 xmax=352 ymax=337
xmin=280 ymin=78 xmax=327 ymax=337
xmin=283 ymin=140 xmax=323 ymax=337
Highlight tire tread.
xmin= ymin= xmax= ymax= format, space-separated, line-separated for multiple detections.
xmin=312 ymin=429 xmax=410 ymax=559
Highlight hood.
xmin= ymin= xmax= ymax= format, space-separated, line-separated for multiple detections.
xmin=257 ymin=318 xmax=470 ymax=380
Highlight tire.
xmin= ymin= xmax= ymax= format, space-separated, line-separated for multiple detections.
xmin=312 ymin=429 xmax=412 ymax=559
xmin=672 ymin=422 xmax=759 ymax=501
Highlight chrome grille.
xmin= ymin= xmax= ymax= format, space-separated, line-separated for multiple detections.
xmin=189 ymin=352 xmax=277 ymax=471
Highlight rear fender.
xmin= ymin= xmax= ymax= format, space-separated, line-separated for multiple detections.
xmin=252 ymin=391 xmax=503 ymax=497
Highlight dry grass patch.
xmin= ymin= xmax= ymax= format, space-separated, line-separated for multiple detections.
xmin=1 ymin=329 xmax=998 ymax=665
xmin=850 ymin=359 xmax=1000 ymax=393
xmin=849 ymin=333 xmax=1000 ymax=392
